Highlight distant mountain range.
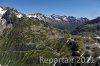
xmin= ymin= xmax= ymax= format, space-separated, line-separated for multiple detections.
xmin=27 ymin=13 xmax=89 ymax=32
xmin=0 ymin=6 xmax=100 ymax=34
xmin=71 ymin=16 xmax=100 ymax=34
xmin=0 ymin=6 xmax=89 ymax=33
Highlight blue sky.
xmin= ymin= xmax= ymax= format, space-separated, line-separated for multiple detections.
xmin=0 ymin=0 xmax=100 ymax=19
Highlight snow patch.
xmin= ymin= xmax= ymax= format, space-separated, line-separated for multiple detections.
xmin=62 ymin=17 xmax=68 ymax=21
xmin=0 ymin=7 xmax=6 ymax=15
xmin=32 ymin=14 xmax=37 ymax=18
xmin=27 ymin=14 xmax=37 ymax=18
xmin=54 ymin=17 xmax=61 ymax=21
xmin=17 ymin=14 xmax=23 ymax=18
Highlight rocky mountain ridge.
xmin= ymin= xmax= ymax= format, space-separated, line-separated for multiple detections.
xmin=0 ymin=6 xmax=89 ymax=33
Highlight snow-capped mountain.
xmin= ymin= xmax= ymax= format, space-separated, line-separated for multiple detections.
xmin=0 ymin=6 xmax=24 ymax=34
xmin=0 ymin=7 xmax=6 ymax=17
xmin=28 ymin=13 xmax=89 ymax=32
xmin=0 ymin=7 xmax=7 ymax=34
xmin=28 ymin=13 xmax=88 ymax=22
xmin=0 ymin=6 xmax=89 ymax=33
xmin=0 ymin=7 xmax=23 ymax=19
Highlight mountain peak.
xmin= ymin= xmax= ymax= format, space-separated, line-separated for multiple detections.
xmin=27 ymin=13 xmax=89 ymax=22
xmin=0 ymin=6 xmax=24 ymax=19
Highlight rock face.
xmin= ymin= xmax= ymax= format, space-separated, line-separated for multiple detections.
xmin=0 ymin=7 xmax=7 ymax=34
xmin=0 ymin=6 xmax=24 ymax=34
